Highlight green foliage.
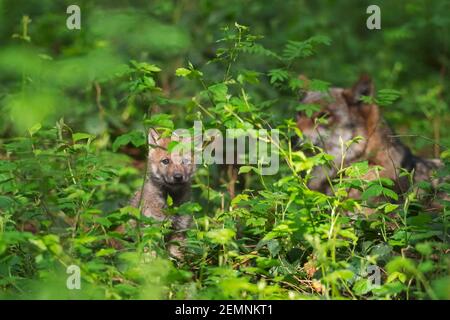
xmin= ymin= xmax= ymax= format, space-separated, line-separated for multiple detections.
xmin=0 ymin=1 xmax=449 ymax=300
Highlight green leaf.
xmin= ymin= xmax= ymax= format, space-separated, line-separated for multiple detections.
xmin=324 ymin=269 xmax=354 ymax=282
xmin=130 ymin=60 xmax=161 ymax=73
xmin=112 ymin=131 xmax=146 ymax=152
xmin=175 ymin=68 xmax=191 ymax=77
xmin=266 ymin=239 xmax=281 ymax=257
xmin=338 ymin=229 xmax=358 ymax=242
xmin=231 ymin=194 xmax=249 ymax=206
xmin=295 ymin=103 xmax=321 ymax=117
xmin=178 ymin=202 xmax=202 ymax=214
xmin=208 ymin=83 xmax=228 ymax=102
xmin=415 ymin=243 xmax=433 ymax=256
xmin=418 ymin=260 xmax=435 ymax=273
xmin=0 ymin=196 xmax=14 ymax=210
xmin=96 ymin=248 xmax=116 ymax=257
xmin=346 ymin=161 xmax=370 ymax=177
xmin=282 ymin=36 xmax=330 ymax=61
xmin=0 ymin=161 xmax=16 ymax=172
xmin=386 ymin=257 xmax=416 ymax=275
xmin=373 ymin=281 xmax=406 ymax=296
xmin=28 ymin=123 xmax=42 ymax=136
xmin=93 ymin=217 xmax=112 ymax=228
xmin=361 ymin=184 xmax=384 ymax=201
xmin=376 ymin=89 xmax=402 ymax=106
xmin=29 ymin=239 xmax=47 ymax=251
xmin=241 ymin=44 xmax=280 ymax=59
xmin=238 ymin=166 xmax=256 ymax=174
xmin=175 ymin=63 xmax=203 ymax=79
xmin=353 ymin=279 xmax=372 ymax=295
xmin=237 ymin=70 xmax=261 ymax=84
xmin=384 ymin=203 xmax=399 ymax=213
xmin=144 ymin=114 xmax=174 ymax=129
xmin=73 ymin=132 xmax=94 ymax=142
xmin=282 ymin=40 xmax=313 ymax=60
xmin=309 ymin=79 xmax=330 ymax=92
xmin=371 ymin=243 xmax=393 ymax=259
xmin=432 ymin=276 xmax=450 ymax=299
xmin=268 ymin=68 xmax=289 ymax=84
xmin=206 ymin=228 xmax=236 ymax=245
xmin=120 ymin=206 xmax=141 ymax=218
xmin=382 ymin=187 xmax=399 ymax=200
xmin=387 ymin=271 xmax=407 ymax=283
xmin=167 ymin=194 xmax=173 ymax=207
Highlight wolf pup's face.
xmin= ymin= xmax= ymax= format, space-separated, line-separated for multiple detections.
xmin=148 ymin=129 xmax=195 ymax=187
xmin=296 ymin=75 xmax=377 ymax=162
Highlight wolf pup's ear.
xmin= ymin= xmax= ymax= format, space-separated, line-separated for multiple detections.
xmin=343 ymin=74 xmax=374 ymax=105
xmin=148 ymin=128 xmax=161 ymax=147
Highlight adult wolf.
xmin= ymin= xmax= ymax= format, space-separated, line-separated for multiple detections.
xmin=296 ymin=75 xmax=444 ymax=207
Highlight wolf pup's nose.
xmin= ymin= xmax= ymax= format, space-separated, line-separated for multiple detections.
xmin=173 ymin=173 xmax=183 ymax=182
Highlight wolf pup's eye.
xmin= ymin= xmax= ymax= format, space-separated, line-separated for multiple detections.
xmin=161 ymin=158 xmax=170 ymax=165
xmin=182 ymin=158 xmax=191 ymax=165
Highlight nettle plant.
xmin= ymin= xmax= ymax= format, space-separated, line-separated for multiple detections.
xmin=0 ymin=23 xmax=448 ymax=300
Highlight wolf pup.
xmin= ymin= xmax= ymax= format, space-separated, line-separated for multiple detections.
xmin=130 ymin=128 xmax=195 ymax=259
xmin=296 ymin=75 xmax=443 ymax=207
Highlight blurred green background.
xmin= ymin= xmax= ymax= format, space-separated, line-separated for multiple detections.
xmin=0 ymin=0 xmax=448 ymax=155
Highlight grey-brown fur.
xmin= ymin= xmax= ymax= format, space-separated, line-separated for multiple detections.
xmin=131 ymin=129 xmax=195 ymax=259
xmin=296 ymin=75 xmax=445 ymax=207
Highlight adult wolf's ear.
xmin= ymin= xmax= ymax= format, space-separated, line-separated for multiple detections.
xmin=343 ymin=74 xmax=374 ymax=105
xmin=298 ymin=74 xmax=310 ymax=84
xmin=148 ymin=128 xmax=161 ymax=146
xmin=298 ymin=74 xmax=310 ymax=100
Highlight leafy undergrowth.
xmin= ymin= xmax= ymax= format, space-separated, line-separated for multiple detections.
xmin=0 ymin=25 xmax=449 ymax=300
